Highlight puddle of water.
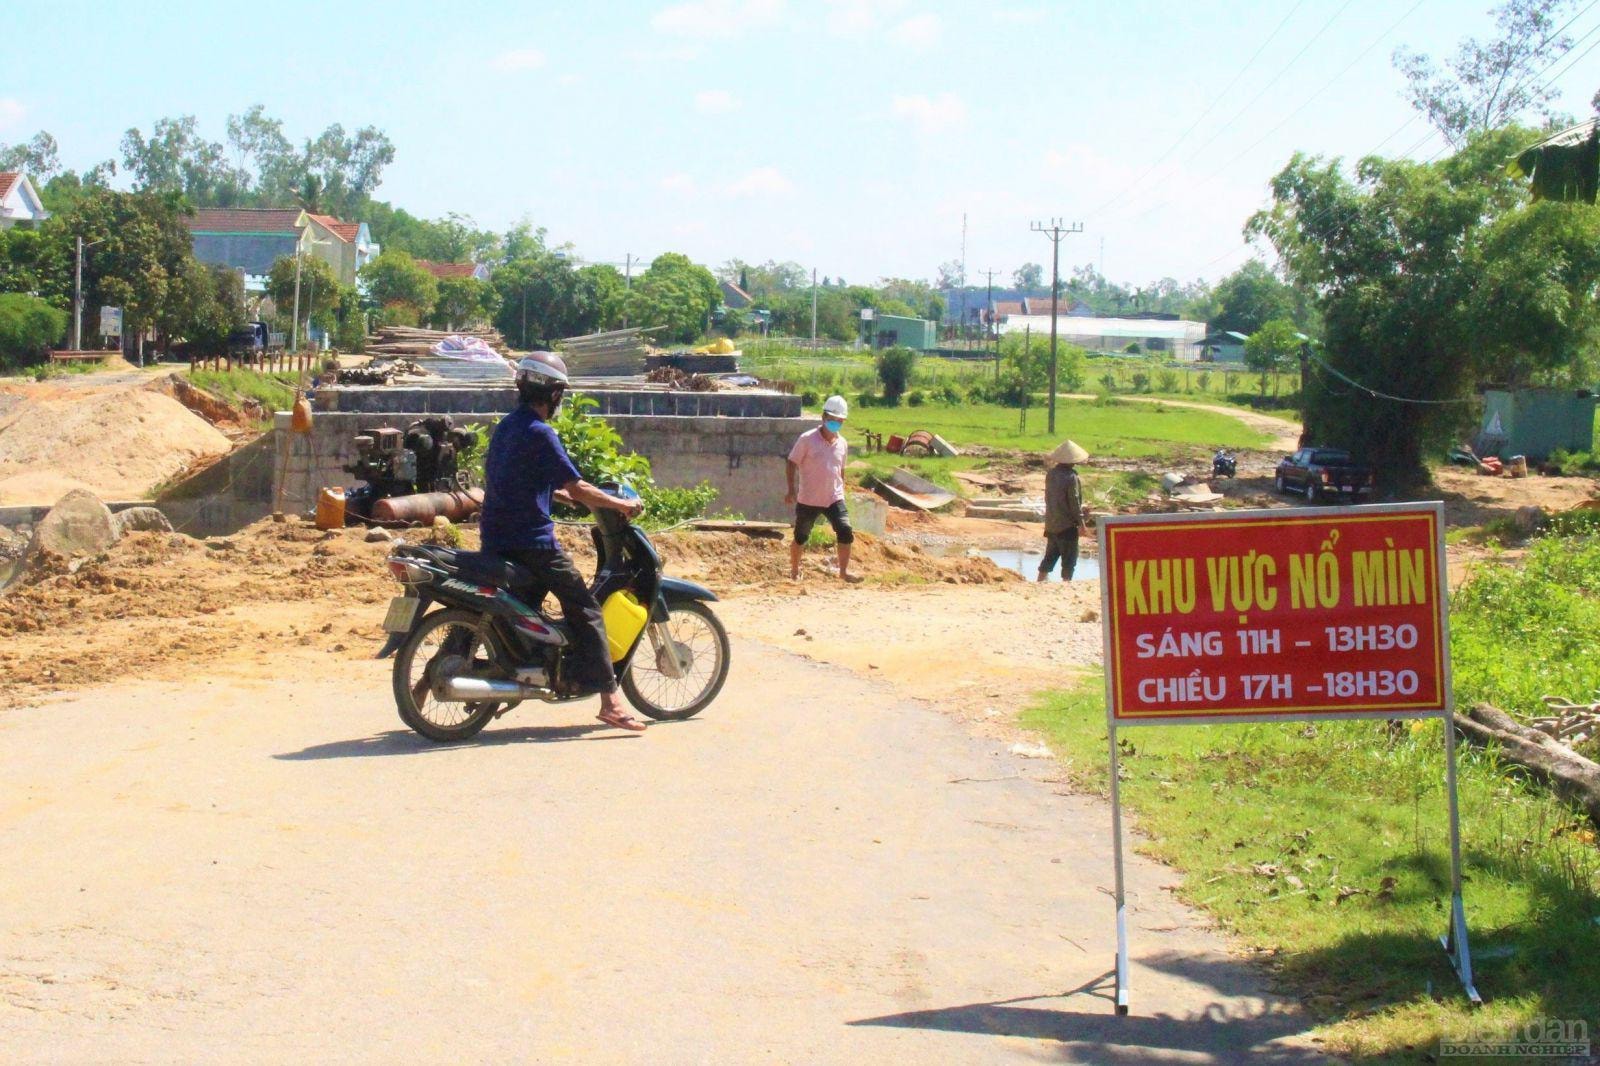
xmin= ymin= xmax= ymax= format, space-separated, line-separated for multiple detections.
xmin=976 ymin=548 xmax=1100 ymax=582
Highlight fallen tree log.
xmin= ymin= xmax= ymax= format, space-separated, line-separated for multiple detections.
xmin=1459 ymin=703 xmax=1600 ymax=827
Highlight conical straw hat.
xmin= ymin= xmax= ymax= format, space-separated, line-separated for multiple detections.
xmin=1049 ymin=439 xmax=1089 ymax=465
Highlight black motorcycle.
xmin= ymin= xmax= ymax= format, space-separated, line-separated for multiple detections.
xmin=376 ymin=487 xmax=730 ymax=742
xmin=1211 ymin=449 xmax=1237 ymax=478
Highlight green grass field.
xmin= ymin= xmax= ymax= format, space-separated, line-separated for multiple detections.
xmin=1024 ymin=684 xmax=1599 ymax=1062
xmin=851 ymin=398 xmax=1271 ymax=456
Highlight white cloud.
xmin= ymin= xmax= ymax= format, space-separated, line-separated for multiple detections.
xmin=660 ymin=172 xmax=698 ymax=194
xmin=0 ymin=98 xmax=25 ymax=132
xmin=724 ymin=166 xmax=795 ymax=197
xmin=890 ymin=93 xmax=967 ymax=135
xmin=823 ymin=0 xmax=906 ymax=36
xmin=489 ymin=48 xmax=546 ymax=72
xmin=652 ymin=0 xmax=785 ymax=38
xmin=694 ymin=89 xmax=740 ymax=114
xmin=888 ymin=12 xmax=941 ymax=49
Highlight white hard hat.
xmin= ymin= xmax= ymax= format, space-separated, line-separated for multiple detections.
xmin=515 ymin=351 xmax=569 ymax=387
xmin=822 ymin=395 xmax=849 ymax=419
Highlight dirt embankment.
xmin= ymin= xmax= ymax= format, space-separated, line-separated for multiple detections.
xmin=0 ymin=377 xmax=236 ymax=506
xmin=0 ymin=518 xmax=1014 ymax=709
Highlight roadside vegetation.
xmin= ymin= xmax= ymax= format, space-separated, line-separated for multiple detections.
xmin=1024 ymin=524 xmax=1600 ymax=1060
xmin=854 ymin=397 xmax=1271 ymax=456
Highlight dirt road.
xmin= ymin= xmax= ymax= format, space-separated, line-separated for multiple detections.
xmin=0 ymin=635 xmax=1315 ymax=1063
xmin=1063 ymin=394 xmax=1302 ymax=453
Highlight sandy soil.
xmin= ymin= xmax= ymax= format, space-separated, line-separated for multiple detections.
xmin=0 ymin=377 xmax=231 ymax=506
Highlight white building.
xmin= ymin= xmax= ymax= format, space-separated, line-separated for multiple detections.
xmin=0 ymin=172 xmax=49 ymax=230
xmin=997 ymin=314 xmax=1208 ymax=361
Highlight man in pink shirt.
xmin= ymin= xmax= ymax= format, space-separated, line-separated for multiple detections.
xmin=784 ymin=394 xmax=860 ymax=583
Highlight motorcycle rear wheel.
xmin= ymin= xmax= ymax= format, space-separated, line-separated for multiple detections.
xmin=621 ymin=601 xmax=731 ymax=721
xmin=393 ymin=607 xmax=504 ymax=742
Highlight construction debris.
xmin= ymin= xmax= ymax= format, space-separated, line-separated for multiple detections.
xmin=558 ymin=328 xmax=652 ymax=376
xmin=365 ymin=325 xmax=509 ymax=358
xmin=645 ymin=367 xmax=718 ymax=391
xmin=870 ymin=468 xmax=958 ymax=512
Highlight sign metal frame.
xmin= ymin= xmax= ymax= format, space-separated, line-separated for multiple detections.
xmin=1096 ymin=500 xmax=1478 ymax=1014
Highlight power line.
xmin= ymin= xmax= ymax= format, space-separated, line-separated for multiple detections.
xmin=1110 ymin=0 xmax=1425 ymax=226
xmin=1086 ymin=0 xmax=1310 ymax=219
xmin=1179 ymin=12 xmax=1600 ymax=277
xmin=1305 ymin=347 xmax=1478 ymax=404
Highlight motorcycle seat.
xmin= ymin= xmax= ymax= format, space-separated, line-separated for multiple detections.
xmin=451 ymin=551 xmax=537 ymax=591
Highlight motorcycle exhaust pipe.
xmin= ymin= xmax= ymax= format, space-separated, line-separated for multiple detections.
xmin=439 ymin=676 xmax=542 ymax=702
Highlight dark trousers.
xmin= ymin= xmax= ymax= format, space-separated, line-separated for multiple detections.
xmin=1040 ymin=531 xmax=1079 ymax=579
xmin=793 ymin=500 xmax=854 ymax=544
xmin=501 ymin=547 xmax=617 ymax=694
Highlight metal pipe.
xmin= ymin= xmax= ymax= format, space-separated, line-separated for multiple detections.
xmin=370 ymin=488 xmax=485 ymax=525
xmin=439 ymin=677 xmax=539 ymax=702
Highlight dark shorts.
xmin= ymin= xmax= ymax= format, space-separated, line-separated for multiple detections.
xmin=794 ymin=500 xmax=854 ymax=545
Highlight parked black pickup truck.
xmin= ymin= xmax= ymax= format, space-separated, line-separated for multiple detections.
xmin=1274 ymin=447 xmax=1373 ymax=503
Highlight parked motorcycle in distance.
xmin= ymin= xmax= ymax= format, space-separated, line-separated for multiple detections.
xmin=1212 ymin=449 xmax=1238 ymax=479
xmin=375 ymin=485 xmax=731 ymax=742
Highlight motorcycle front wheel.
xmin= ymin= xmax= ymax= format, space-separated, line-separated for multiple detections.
xmin=621 ymin=601 xmax=731 ymax=721
xmin=393 ymin=607 xmax=504 ymax=742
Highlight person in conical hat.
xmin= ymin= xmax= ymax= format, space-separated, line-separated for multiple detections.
xmin=1040 ymin=439 xmax=1090 ymax=581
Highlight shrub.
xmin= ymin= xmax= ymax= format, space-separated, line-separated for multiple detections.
xmin=0 ymin=293 xmax=67 ymax=369
xmin=1123 ymin=341 xmax=1142 ymax=354
xmin=875 ymin=346 xmax=918 ymax=404
xmin=1130 ymin=371 xmax=1151 ymax=393
xmin=906 ymin=389 xmax=926 ymax=407
xmin=1157 ymin=369 xmax=1179 ymax=392
xmin=855 ymin=390 xmax=880 ymax=408
xmin=640 ymin=482 xmax=719 ymax=528
xmin=1099 ymin=371 xmax=1117 ymax=393
xmin=935 ymin=383 xmax=964 ymax=405
xmin=1196 ymin=370 xmax=1212 ymax=392
xmin=800 ymin=389 xmax=820 ymax=407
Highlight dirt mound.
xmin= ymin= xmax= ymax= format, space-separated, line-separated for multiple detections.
xmin=0 ymin=515 xmax=1014 ymax=706
xmin=0 ymin=386 xmax=232 ymax=505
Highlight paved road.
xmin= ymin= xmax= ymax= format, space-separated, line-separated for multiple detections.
xmin=0 ymin=639 xmax=1316 ymax=1063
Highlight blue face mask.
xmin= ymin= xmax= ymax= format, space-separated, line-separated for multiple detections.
xmin=824 ymin=419 xmax=843 ymax=434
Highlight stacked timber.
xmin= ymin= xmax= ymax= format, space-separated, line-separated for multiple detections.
xmin=364 ymin=325 xmax=512 ymax=358
xmin=557 ymin=328 xmax=651 ymax=377
xmin=364 ymin=325 xmax=513 ymax=382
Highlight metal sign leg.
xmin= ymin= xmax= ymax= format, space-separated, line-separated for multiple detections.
xmin=1440 ymin=710 xmax=1482 ymax=1006
xmin=1108 ymin=724 xmax=1130 ymax=1015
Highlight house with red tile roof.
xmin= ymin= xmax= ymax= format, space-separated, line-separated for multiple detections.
xmin=0 ymin=172 xmax=49 ymax=230
xmin=415 ymin=259 xmax=490 ymax=282
xmin=186 ymin=207 xmax=379 ymax=291
xmin=303 ymin=213 xmax=379 ymax=286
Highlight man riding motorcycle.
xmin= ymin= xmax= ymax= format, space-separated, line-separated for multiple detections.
xmin=478 ymin=351 xmax=649 ymax=732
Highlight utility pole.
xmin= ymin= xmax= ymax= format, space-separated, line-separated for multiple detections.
xmin=806 ymin=265 xmax=819 ymax=348
xmin=291 ymin=248 xmax=304 ymax=351
xmin=1031 ymin=218 xmax=1083 ymax=434
xmin=73 ymin=237 xmax=104 ymax=351
xmin=622 ymin=253 xmax=634 ymax=329
xmin=73 ymin=237 xmax=84 ymax=351
xmin=959 ymin=213 xmax=968 ymax=347
xmin=980 ymin=268 xmax=1001 ymax=378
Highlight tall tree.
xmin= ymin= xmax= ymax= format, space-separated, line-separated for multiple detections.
xmin=1012 ymin=263 xmax=1044 ymax=291
xmin=360 ymin=250 xmax=438 ymax=318
xmin=1248 ymin=127 xmax=1600 ymax=489
xmin=120 ymin=116 xmax=235 ymax=203
xmin=1393 ymin=0 xmax=1577 ymax=147
xmin=1209 ymin=260 xmax=1298 ymax=335
xmin=0 ymin=131 xmax=61 ymax=180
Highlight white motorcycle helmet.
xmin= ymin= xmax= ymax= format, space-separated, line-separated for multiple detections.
xmin=515 ymin=351 xmax=569 ymax=407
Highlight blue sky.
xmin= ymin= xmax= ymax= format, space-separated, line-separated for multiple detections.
xmin=2 ymin=0 xmax=1595 ymax=287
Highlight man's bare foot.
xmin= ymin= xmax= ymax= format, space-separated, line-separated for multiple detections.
xmin=840 ymin=572 xmax=863 ymax=584
xmin=789 ymin=569 xmax=801 ymax=581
